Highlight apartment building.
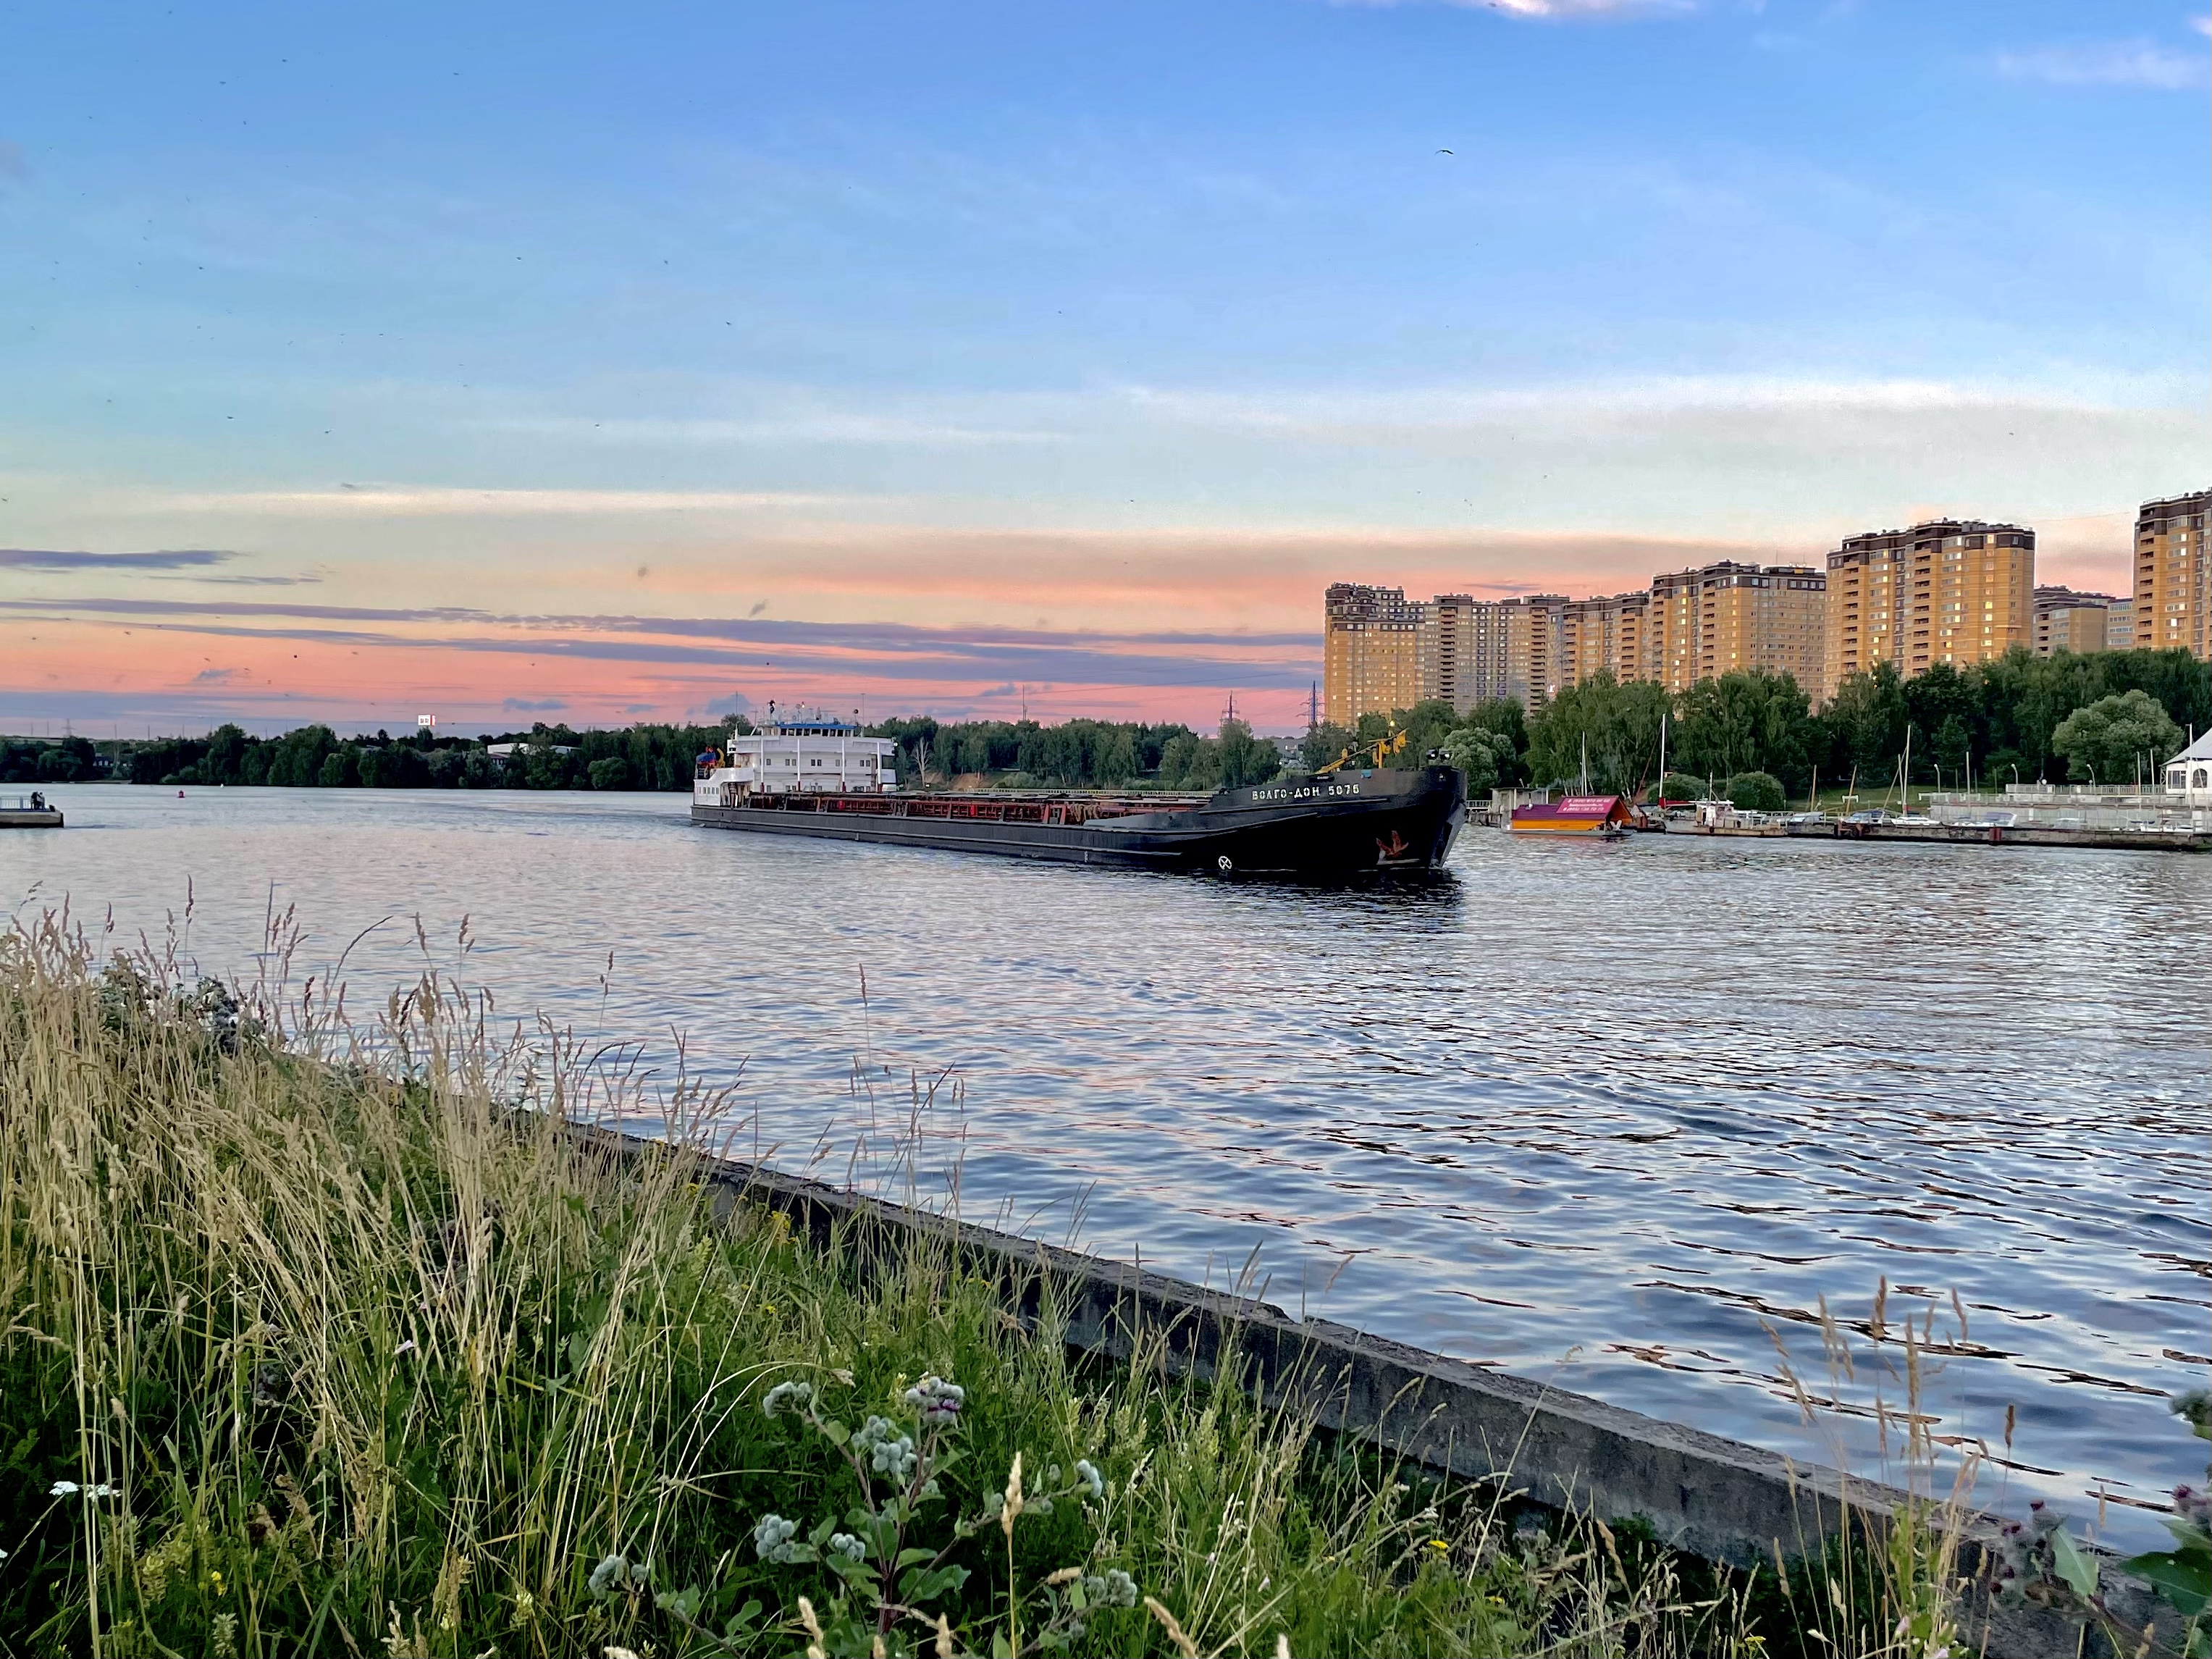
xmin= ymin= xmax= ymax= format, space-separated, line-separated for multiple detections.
xmin=2134 ymin=490 xmax=2211 ymax=659
xmin=1825 ymin=519 xmax=2034 ymax=687
xmin=1416 ymin=593 xmax=1513 ymax=713
xmin=1323 ymin=582 xmax=1422 ymax=726
xmin=1502 ymin=595 xmax=1568 ymax=706
xmin=2107 ymin=595 xmax=2134 ymax=647
xmin=2032 ymin=586 xmax=2116 ymax=655
xmin=1559 ymin=591 xmax=1649 ymax=689
xmin=1647 ymin=561 xmax=1826 ymax=697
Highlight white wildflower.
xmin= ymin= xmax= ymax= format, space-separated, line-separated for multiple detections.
xmin=828 ymin=1532 xmax=867 ymax=1562
xmin=1075 ymin=1458 xmax=1104 ymax=1500
xmin=49 ymin=1480 xmax=80 ymax=1497
xmin=1084 ymin=1568 xmax=1138 ymax=1609
xmin=754 ymin=1513 xmax=802 ymax=1564
xmin=762 ymin=1379 xmax=815 ymax=1418
xmin=903 ymin=1374 xmax=966 ymax=1424
xmin=587 ymin=1554 xmax=634 ymax=1596
xmin=855 ymin=1416 xmax=919 ymax=1483
xmin=393 ymin=1339 xmax=416 ymax=1358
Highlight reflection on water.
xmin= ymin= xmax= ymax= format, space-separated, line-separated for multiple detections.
xmin=7 ymin=784 xmax=2208 ymax=1546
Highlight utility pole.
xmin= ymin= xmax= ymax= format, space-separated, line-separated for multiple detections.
xmin=1307 ymin=681 xmax=1320 ymax=732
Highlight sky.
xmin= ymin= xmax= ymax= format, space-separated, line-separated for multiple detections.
xmin=1 ymin=0 xmax=2206 ymax=736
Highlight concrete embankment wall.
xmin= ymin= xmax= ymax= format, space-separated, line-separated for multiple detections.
xmin=585 ymin=1125 xmax=2179 ymax=1659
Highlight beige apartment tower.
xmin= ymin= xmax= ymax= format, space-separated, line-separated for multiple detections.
xmin=1559 ymin=591 xmax=1650 ymax=689
xmin=1825 ymin=520 xmax=2034 ymax=688
xmin=2134 ymin=490 xmax=2211 ymax=659
xmin=2032 ymin=587 xmax=2116 ymax=655
xmin=1647 ymin=561 xmax=1826 ymax=697
xmin=1324 ymin=583 xmax=1421 ymax=726
xmin=1417 ymin=593 xmax=1514 ymax=714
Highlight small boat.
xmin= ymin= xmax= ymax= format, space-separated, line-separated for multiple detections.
xmin=691 ymin=715 xmax=1466 ymax=877
xmin=1507 ymin=794 xmax=1633 ymax=836
xmin=1691 ymin=799 xmax=1788 ymax=837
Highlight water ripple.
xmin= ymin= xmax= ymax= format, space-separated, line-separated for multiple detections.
xmin=7 ymin=784 xmax=2206 ymax=1546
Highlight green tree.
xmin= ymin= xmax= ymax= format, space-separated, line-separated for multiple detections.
xmin=1821 ymin=663 xmax=1909 ymax=778
xmin=1675 ymin=671 xmax=1817 ymax=789
xmin=1525 ymin=674 xmax=1670 ymax=795
xmin=1300 ymin=722 xmax=1355 ymax=771
xmin=200 ymin=724 xmax=251 ymax=784
xmin=2050 ymin=689 xmax=2184 ymax=786
xmin=1723 ymin=770 xmax=1786 ymax=812
xmin=588 ymin=756 xmax=631 ymax=790
xmin=1657 ymin=772 xmax=1706 ymax=804
xmin=317 ymin=749 xmax=357 ymax=787
xmin=1216 ymin=719 xmax=1280 ymax=789
xmin=1442 ymin=726 xmax=1515 ymax=794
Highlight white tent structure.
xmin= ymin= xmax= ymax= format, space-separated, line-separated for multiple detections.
xmin=2163 ymin=730 xmax=2212 ymax=805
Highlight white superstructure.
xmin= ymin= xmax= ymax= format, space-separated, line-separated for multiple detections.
xmin=693 ymin=714 xmax=897 ymax=805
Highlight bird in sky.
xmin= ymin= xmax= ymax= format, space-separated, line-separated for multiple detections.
xmin=1437 ymin=148 xmax=1452 ymax=155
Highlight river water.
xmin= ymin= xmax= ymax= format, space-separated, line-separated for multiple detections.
xmin=7 ymin=784 xmax=2206 ymax=1547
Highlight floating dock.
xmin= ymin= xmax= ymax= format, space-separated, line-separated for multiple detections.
xmin=1791 ymin=818 xmax=2212 ymax=852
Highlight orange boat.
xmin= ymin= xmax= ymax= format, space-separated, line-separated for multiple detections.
xmin=1508 ymin=794 xmax=1632 ymax=837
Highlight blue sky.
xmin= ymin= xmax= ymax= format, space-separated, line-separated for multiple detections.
xmin=1 ymin=0 xmax=2205 ymax=731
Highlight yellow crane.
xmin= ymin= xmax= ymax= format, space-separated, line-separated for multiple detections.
xmin=1316 ymin=722 xmax=1410 ymax=774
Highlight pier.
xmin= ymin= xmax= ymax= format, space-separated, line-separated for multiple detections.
xmin=0 ymin=793 xmax=63 ymax=829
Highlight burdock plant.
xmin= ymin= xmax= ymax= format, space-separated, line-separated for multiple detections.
xmin=741 ymin=1370 xmax=1130 ymax=1657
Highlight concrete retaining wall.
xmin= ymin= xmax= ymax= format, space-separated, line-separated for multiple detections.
xmin=581 ymin=1125 xmax=2184 ymax=1659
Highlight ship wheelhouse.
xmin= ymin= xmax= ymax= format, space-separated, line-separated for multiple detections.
xmin=694 ymin=715 xmax=898 ymax=806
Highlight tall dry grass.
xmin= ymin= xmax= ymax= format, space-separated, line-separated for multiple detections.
xmin=0 ymin=910 xmax=1972 ymax=1656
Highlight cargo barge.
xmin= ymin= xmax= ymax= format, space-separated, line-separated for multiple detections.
xmin=690 ymin=715 xmax=1465 ymax=876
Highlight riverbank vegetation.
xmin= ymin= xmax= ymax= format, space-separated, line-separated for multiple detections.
xmin=0 ymin=920 xmax=2034 ymax=1657
xmin=1321 ymin=646 xmax=2212 ymax=801
xmin=13 ymin=643 xmax=2203 ymax=804
xmin=61 ymin=715 xmax=1270 ymax=796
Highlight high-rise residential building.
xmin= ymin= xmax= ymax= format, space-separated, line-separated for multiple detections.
xmin=2107 ymin=595 xmax=2134 ymax=647
xmin=1323 ymin=582 xmax=1422 ymax=726
xmin=1825 ymin=519 xmax=2034 ymax=686
xmin=1646 ymin=561 xmax=1827 ymax=697
xmin=2032 ymin=587 xmax=2116 ymax=655
xmin=1501 ymin=594 xmax=1568 ymax=706
xmin=2133 ymin=490 xmax=2211 ymax=659
xmin=1560 ymin=591 xmax=1650 ymax=689
xmin=1417 ymin=593 xmax=1514 ymax=713
xmin=1411 ymin=592 xmax=1576 ymax=711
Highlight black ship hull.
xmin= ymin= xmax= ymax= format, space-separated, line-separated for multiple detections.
xmin=691 ymin=765 xmax=1465 ymax=877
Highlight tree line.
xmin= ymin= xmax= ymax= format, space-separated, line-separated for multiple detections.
xmin=1307 ymin=646 xmax=2212 ymax=801
xmin=16 ymin=646 xmax=2205 ymax=799
xmin=67 ymin=713 xmax=1287 ymax=794
xmin=117 ymin=721 xmax=739 ymax=791
xmin=870 ymin=715 xmax=1282 ymax=791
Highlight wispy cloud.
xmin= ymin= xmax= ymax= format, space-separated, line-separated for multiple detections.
xmin=159 ymin=487 xmax=844 ymax=516
xmin=501 ymin=696 xmax=568 ymax=712
xmin=0 ymin=595 xmax=1322 ymax=690
xmin=190 ymin=667 xmax=237 ymax=684
xmin=484 ymin=414 xmax=1064 ymax=448
xmin=1995 ymin=38 xmax=2211 ymax=90
xmin=0 ymin=547 xmax=233 ymax=571
xmin=1332 ymin=0 xmax=1694 ymax=17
